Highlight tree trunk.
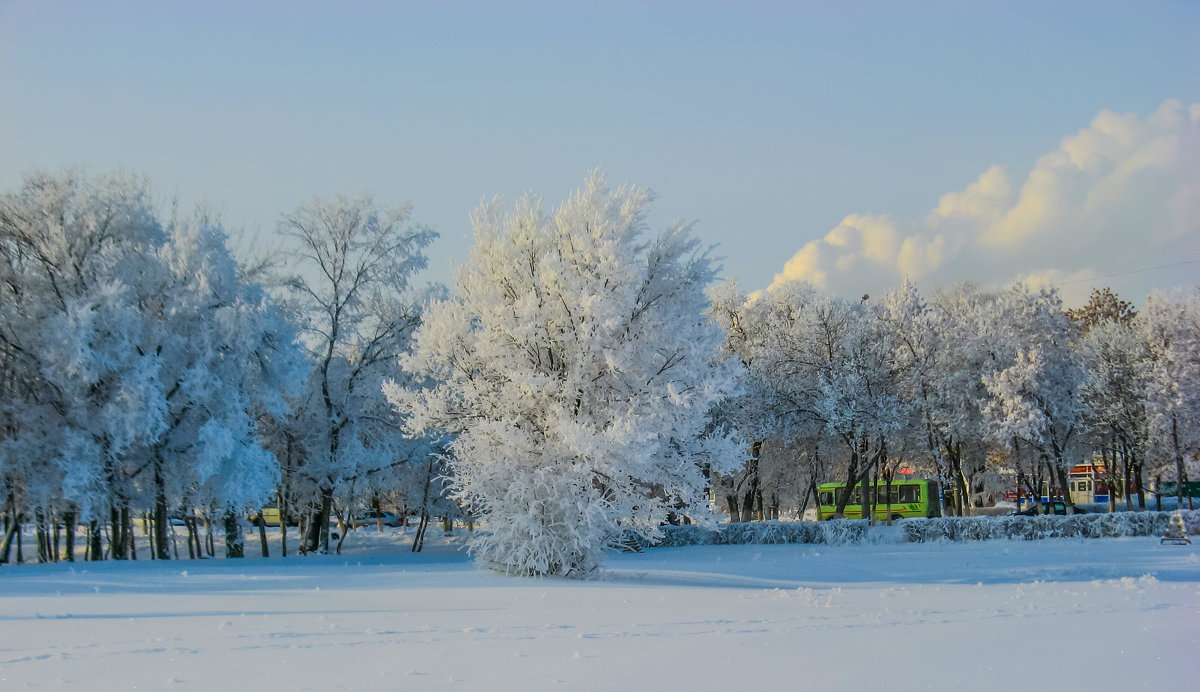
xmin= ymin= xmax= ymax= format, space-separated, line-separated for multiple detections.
xmin=834 ymin=442 xmax=862 ymax=519
xmin=87 ymin=520 xmax=103 ymax=560
xmin=185 ymin=517 xmax=198 ymax=558
xmin=373 ymin=496 xmax=384 ymax=532
xmin=256 ymin=514 xmax=269 ymax=557
xmin=952 ymin=453 xmax=971 ymax=517
xmin=63 ymin=508 xmax=76 ymax=562
xmin=304 ymin=488 xmax=333 ymax=554
xmin=725 ymin=494 xmax=741 ymax=523
xmin=35 ymin=508 xmax=50 ymax=563
xmin=884 ymin=472 xmax=895 ymax=525
xmin=1134 ymin=460 xmax=1146 ymax=510
xmin=125 ymin=506 xmax=137 ymax=560
xmin=145 ymin=513 xmax=156 ymax=560
xmin=1171 ymin=415 xmax=1193 ymax=510
xmin=800 ymin=475 xmax=818 ymax=521
xmin=412 ymin=457 xmax=435 ymax=553
xmin=1123 ymin=447 xmax=1135 ymax=512
xmin=413 ymin=508 xmax=430 ymax=553
xmin=0 ymin=511 xmax=17 ymax=564
xmin=1105 ymin=438 xmax=1118 ymax=514
xmin=1053 ymin=459 xmax=1078 ymax=514
xmin=110 ymin=505 xmax=126 ymax=559
xmin=864 ymin=462 xmax=876 ymax=525
xmin=191 ymin=518 xmax=201 ymax=557
xmin=205 ymin=516 xmax=215 ymax=557
xmin=153 ymin=460 xmax=170 ymax=560
xmin=223 ymin=510 xmax=244 ymax=558
xmin=747 ymin=442 xmax=763 ymax=521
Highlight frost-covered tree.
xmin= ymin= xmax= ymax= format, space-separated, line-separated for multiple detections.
xmin=1068 ymin=286 xmax=1136 ymax=335
xmin=711 ymin=281 xmax=908 ymax=520
xmin=700 ymin=278 xmax=777 ymax=520
xmin=912 ymin=282 xmax=1009 ymax=514
xmin=278 ymin=193 xmax=437 ymax=554
xmin=708 ymin=281 xmax=835 ymax=521
xmin=981 ymin=284 xmax=1087 ymax=513
xmin=1076 ymin=305 xmax=1149 ymax=511
xmin=128 ymin=218 xmax=308 ymax=558
xmin=804 ymin=294 xmax=907 ymax=518
xmin=1139 ymin=288 xmax=1200 ymax=508
xmin=0 ymin=171 xmax=168 ymax=559
xmin=390 ymin=171 xmax=743 ymax=577
xmin=0 ymin=171 xmax=306 ymax=562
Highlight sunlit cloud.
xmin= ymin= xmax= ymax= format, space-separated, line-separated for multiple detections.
xmin=768 ymin=100 xmax=1200 ymax=303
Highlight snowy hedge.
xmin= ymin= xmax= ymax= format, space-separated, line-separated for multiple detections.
xmin=656 ymin=520 xmax=873 ymax=547
xmin=899 ymin=510 xmax=1200 ymax=543
xmin=654 ymin=511 xmax=1200 ymax=548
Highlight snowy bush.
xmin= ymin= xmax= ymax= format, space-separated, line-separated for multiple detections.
xmin=653 ymin=511 xmax=1199 ymax=549
xmin=900 ymin=510 xmax=1200 ymax=542
xmin=655 ymin=525 xmax=719 ymax=547
xmin=657 ymin=519 xmax=875 ymax=547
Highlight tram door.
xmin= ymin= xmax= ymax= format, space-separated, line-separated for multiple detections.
xmin=1069 ymin=478 xmax=1095 ymax=505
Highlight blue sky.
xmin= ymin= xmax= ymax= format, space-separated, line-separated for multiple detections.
xmin=2 ymin=1 xmax=1197 ymax=305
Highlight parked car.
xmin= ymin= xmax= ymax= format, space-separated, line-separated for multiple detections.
xmin=350 ymin=510 xmax=404 ymax=528
xmin=1010 ymin=501 xmax=1086 ymax=516
xmin=247 ymin=507 xmax=298 ymax=527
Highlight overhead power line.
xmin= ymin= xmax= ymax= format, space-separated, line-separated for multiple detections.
xmin=1059 ymin=258 xmax=1200 ymax=287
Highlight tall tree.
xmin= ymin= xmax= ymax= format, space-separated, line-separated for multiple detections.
xmin=1073 ymin=288 xmax=1146 ymax=511
xmin=981 ymin=284 xmax=1086 ymax=513
xmin=710 ymin=282 xmax=906 ymax=520
xmin=130 ymin=218 xmax=308 ymax=558
xmin=1139 ymin=288 xmax=1200 ymax=509
xmin=919 ymin=282 xmax=1008 ymax=515
xmin=1 ymin=171 xmax=304 ymax=560
xmin=0 ymin=171 xmax=168 ymax=558
xmin=390 ymin=171 xmax=742 ymax=577
xmin=278 ymin=194 xmax=436 ymax=554
xmin=1067 ymin=286 xmax=1136 ymax=335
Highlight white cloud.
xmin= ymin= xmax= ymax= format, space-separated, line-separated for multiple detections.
xmin=768 ymin=100 xmax=1200 ymax=304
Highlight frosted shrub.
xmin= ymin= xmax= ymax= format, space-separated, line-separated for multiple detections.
xmin=657 ymin=520 xmax=872 ymax=546
xmin=899 ymin=510 xmax=1199 ymax=542
xmin=465 ymin=465 xmax=613 ymax=576
xmin=815 ymin=519 xmax=869 ymax=545
xmin=653 ymin=511 xmax=1199 ymax=549
xmin=656 ymin=525 xmax=718 ymax=547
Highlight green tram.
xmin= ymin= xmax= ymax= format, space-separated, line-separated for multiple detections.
xmin=816 ymin=478 xmax=942 ymax=521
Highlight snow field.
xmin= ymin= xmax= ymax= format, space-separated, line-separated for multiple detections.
xmin=2 ymin=534 xmax=1197 ymax=691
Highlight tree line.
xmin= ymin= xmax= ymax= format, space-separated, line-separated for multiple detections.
xmin=708 ymin=279 xmax=1199 ymax=523
xmin=2 ymin=169 xmax=1197 ymax=575
xmin=0 ymin=171 xmax=448 ymax=563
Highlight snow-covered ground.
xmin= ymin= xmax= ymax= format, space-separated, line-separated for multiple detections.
xmin=2 ymin=529 xmax=1197 ymax=691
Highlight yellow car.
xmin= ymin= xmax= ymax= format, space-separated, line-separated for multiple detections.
xmin=247 ymin=508 xmax=295 ymax=527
